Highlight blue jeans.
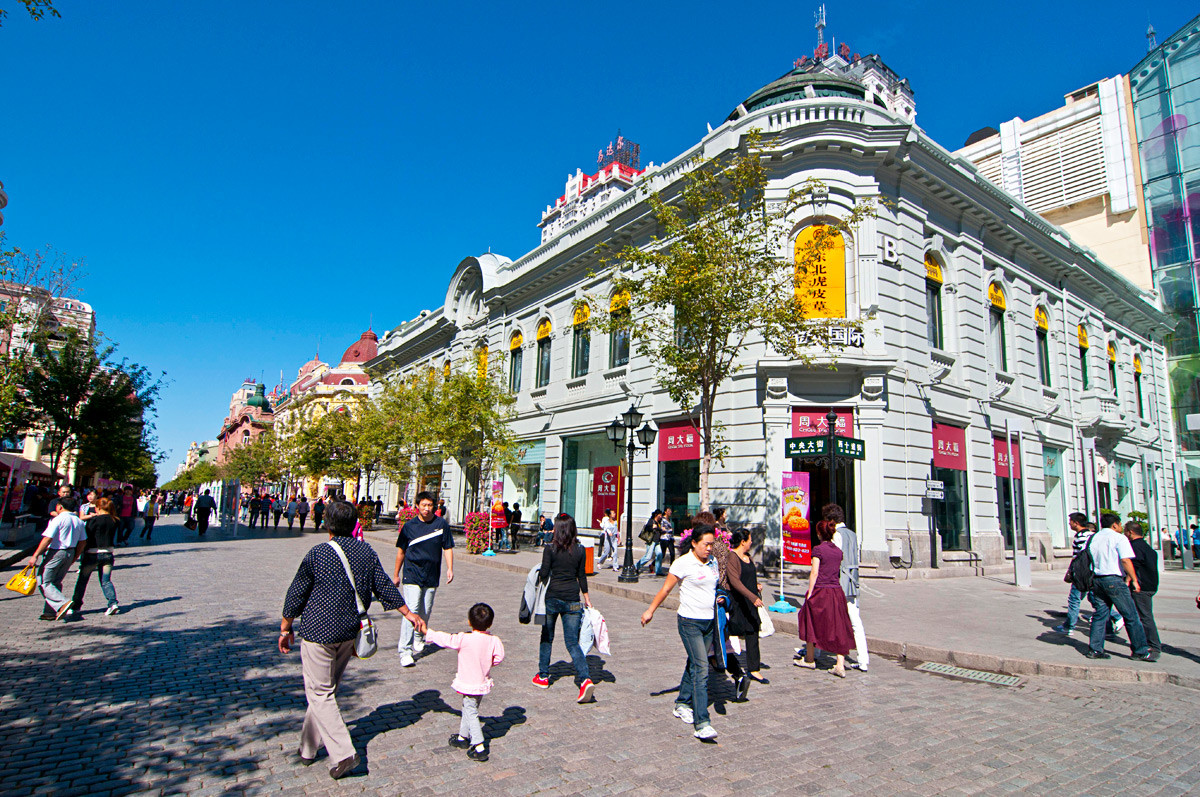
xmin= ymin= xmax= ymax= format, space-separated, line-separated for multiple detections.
xmin=675 ymin=615 xmax=715 ymax=730
xmin=71 ymin=552 xmax=118 ymax=609
xmin=636 ymin=543 xmax=659 ymax=572
xmin=539 ymin=597 xmax=590 ymax=686
xmin=655 ymin=539 xmax=675 ymax=575
xmin=1088 ymin=576 xmax=1148 ymax=656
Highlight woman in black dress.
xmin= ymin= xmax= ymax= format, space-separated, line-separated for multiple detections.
xmin=724 ymin=528 xmax=764 ymax=700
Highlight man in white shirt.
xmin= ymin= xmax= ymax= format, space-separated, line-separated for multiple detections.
xmin=598 ymin=509 xmax=619 ymax=570
xmin=1085 ymin=513 xmax=1151 ymax=660
xmin=28 ymin=497 xmax=87 ymax=621
xmin=826 ymin=503 xmax=869 ymax=672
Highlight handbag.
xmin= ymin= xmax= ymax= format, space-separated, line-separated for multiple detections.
xmin=183 ymin=515 xmax=198 ymax=531
xmin=327 ymin=540 xmax=378 ymax=659
xmin=757 ymin=604 xmax=776 ymax=638
xmin=5 ymin=565 xmax=37 ymax=596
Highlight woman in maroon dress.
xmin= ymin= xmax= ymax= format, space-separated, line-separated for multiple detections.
xmin=795 ymin=520 xmax=855 ymax=677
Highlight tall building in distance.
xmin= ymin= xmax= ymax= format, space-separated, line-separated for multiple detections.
xmin=1128 ymin=14 xmax=1200 ymax=509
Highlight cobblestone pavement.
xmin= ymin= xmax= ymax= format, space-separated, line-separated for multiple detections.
xmin=2 ymin=516 xmax=1199 ymax=796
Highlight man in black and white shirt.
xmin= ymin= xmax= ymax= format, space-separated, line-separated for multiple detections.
xmin=392 ymin=491 xmax=454 ymax=667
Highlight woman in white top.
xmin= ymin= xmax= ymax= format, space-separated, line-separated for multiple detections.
xmin=640 ymin=524 xmax=720 ymax=741
xmin=598 ymin=509 xmax=619 ymax=570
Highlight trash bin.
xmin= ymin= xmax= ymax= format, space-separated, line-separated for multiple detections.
xmin=582 ymin=540 xmax=596 ymax=576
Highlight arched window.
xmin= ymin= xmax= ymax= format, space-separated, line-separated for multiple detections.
xmin=572 ymin=304 xmax=591 ymax=379
xmin=340 ymin=378 xmax=355 ymax=386
xmin=1077 ymin=325 xmax=1090 ymax=389
xmin=1133 ymin=354 xmax=1144 ymax=418
xmin=794 ymin=224 xmax=846 ymax=319
xmin=509 ymin=331 xmax=523 ymax=392
xmin=924 ymin=253 xmax=944 ymax=348
xmin=609 ymin=290 xmax=631 ymax=367
xmin=1035 ymin=306 xmax=1051 ymax=387
xmin=1107 ymin=341 xmax=1119 ymax=397
xmin=536 ymin=318 xmax=552 ymax=388
xmin=987 ymin=283 xmax=1008 ymax=371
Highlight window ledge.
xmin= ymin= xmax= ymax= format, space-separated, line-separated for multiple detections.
xmin=604 ymin=365 xmax=628 ymax=380
xmin=530 ymin=387 xmax=548 ymax=399
xmin=566 ymin=377 xmax=587 ymax=393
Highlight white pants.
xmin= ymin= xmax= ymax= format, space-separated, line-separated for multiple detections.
xmin=847 ymin=598 xmax=869 ymax=667
xmin=398 ymin=584 xmax=436 ymax=655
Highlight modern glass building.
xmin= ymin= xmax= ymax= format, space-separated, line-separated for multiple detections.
xmin=1129 ymin=14 xmax=1200 ymax=511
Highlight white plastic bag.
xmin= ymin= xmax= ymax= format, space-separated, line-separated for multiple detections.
xmin=577 ymin=608 xmax=595 ymax=654
xmin=758 ymin=605 xmax=776 ymax=638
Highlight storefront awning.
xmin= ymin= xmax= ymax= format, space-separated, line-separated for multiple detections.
xmin=0 ymin=452 xmax=63 ymax=482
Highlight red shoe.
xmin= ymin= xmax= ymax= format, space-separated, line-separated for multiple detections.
xmin=532 ymin=674 xmax=550 ymax=689
xmin=577 ymin=678 xmax=596 ymax=703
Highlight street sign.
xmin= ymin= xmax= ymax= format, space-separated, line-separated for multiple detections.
xmin=785 ymin=436 xmax=826 ymax=458
xmin=926 ymin=479 xmax=944 ymax=491
xmin=925 ymin=488 xmax=944 ymax=500
xmin=835 ymin=436 xmax=866 ymax=460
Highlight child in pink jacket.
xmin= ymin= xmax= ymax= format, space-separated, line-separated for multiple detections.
xmin=425 ymin=602 xmax=505 ymax=762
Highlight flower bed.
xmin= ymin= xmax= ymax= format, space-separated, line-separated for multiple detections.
xmin=464 ymin=511 xmax=491 ymax=554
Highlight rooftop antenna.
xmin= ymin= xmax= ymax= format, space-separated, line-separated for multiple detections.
xmin=815 ymin=4 xmax=826 ymax=48
xmin=1147 ymin=23 xmax=1157 ymax=52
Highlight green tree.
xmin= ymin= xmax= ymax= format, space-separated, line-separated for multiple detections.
xmin=589 ymin=129 xmax=874 ymax=510
xmin=0 ymin=0 xmax=59 ymax=26
xmin=220 ymin=431 xmax=282 ymax=489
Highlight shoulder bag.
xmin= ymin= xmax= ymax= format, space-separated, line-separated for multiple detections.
xmin=326 ymin=540 xmax=378 ymax=658
xmin=1065 ymin=533 xmax=1096 ymax=594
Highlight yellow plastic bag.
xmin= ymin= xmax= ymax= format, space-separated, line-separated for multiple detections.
xmin=5 ymin=565 xmax=37 ymax=596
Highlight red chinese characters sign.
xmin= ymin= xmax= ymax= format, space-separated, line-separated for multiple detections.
xmin=932 ymin=423 xmax=967 ymax=471
xmin=658 ymin=420 xmax=700 ymax=462
xmin=791 ymin=408 xmax=853 ymax=438
xmin=781 ymin=471 xmax=812 ymax=566
xmin=591 ymin=466 xmax=622 ymax=530
xmin=993 ymin=437 xmax=1022 ymax=479
xmin=489 ymin=480 xmax=507 ymax=529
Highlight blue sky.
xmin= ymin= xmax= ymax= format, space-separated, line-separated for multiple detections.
xmin=1 ymin=1 xmax=1196 ymax=477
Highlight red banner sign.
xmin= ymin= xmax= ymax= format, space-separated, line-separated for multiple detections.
xmin=792 ymin=408 xmax=853 ymax=438
xmin=658 ymin=420 xmax=700 ymax=462
xmin=781 ymin=471 xmax=812 ymax=566
xmin=932 ymin=423 xmax=967 ymax=471
xmin=489 ymin=480 xmax=507 ymax=529
xmin=993 ymin=437 xmax=1021 ymax=479
xmin=591 ymin=466 xmax=622 ymax=530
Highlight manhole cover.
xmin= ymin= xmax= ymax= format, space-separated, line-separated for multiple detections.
xmin=914 ymin=661 xmax=1021 ymax=686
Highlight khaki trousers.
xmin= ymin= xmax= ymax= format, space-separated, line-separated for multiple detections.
xmin=300 ymin=639 xmax=356 ymax=763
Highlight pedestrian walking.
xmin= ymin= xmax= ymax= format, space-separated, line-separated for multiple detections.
xmin=724 ymin=528 xmax=765 ymax=696
xmin=1055 ymin=512 xmax=1094 ymax=635
xmin=78 ymin=489 xmax=99 ymax=522
xmin=539 ymin=513 xmax=553 ymax=545
xmin=427 ymin=602 xmax=505 ymax=763
xmin=635 ymin=510 xmax=663 ymax=574
xmin=280 ymin=499 xmax=427 ymax=780
xmin=116 ymin=486 xmax=138 ymax=545
xmin=273 ymin=495 xmax=284 ymax=529
xmin=249 ymin=494 xmax=262 ymax=529
xmin=373 ymin=496 xmax=383 ymax=519
xmin=1123 ymin=520 xmax=1161 ymax=661
xmin=598 ymin=508 xmax=619 ymax=569
xmin=28 ymin=496 xmax=86 ymax=621
xmin=794 ymin=520 xmax=855 ymax=678
xmin=531 ymin=513 xmax=596 ymax=702
xmin=392 ymin=491 xmax=455 ymax=667
xmin=640 ymin=523 xmax=720 ymax=741
xmin=826 ymin=503 xmax=869 ymax=672
xmin=655 ymin=507 xmax=676 ymax=576
xmin=1084 ymin=513 xmax=1152 ymax=660
xmin=313 ymin=497 xmax=325 ymax=531
xmin=509 ymin=502 xmax=522 ymax=551
xmin=435 ymin=498 xmax=448 ymax=520
xmin=69 ymin=496 xmax=121 ymax=617
xmin=298 ymin=496 xmax=310 ymax=530
xmin=286 ymin=495 xmax=299 ymax=530
xmin=140 ymin=492 xmax=159 ymax=540
xmin=194 ymin=489 xmax=217 ymax=536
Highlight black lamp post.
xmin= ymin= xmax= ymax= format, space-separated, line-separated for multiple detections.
xmin=826 ymin=408 xmax=839 ymax=506
xmin=606 ymin=403 xmax=657 ymax=584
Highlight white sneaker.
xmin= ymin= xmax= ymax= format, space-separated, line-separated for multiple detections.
xmin=693 ymin=725 xmax=718 ymax=741
xmin=413 ymin=637 xmax=425 ymax=654
xmin=1113 ymin=618 xmax=1125 ymax=633
xmin=672 ymin=705 xmax=693 ymax=724
xmin=400 ymin=653 xmax=415 ymax=667
xmin=105 ymin=604 xmax=120 ymax=616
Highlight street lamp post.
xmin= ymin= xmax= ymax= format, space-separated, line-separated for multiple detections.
xmin=606 ymin=404 xmax=657 ymax=584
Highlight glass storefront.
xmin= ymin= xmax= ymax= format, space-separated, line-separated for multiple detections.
xmin=658 ymin=419 xmax=702 ymax=525
xmin=505 ymin=439 xmax=545 ymax=522
xmin=1112 ymin=459 xmax=1134 ymax=517
xmin=561 ymin=432 xmax=620 ymax=530
xmin=932 ymin=423 xmax=970 ymax=551
xmin=994 ymin=436 xmax=1024 ymax=550
xmin=1043 ymin=446 xmax=1068 ymax=548
xmin=789 ymin=409 xmax=856 ymax=529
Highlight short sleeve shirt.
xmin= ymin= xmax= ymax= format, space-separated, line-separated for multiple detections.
xmin=669 ymin=551 xmax=718 ymax=620
xmin=1090 ymin=528 xmax=1135 ymax=577
xmin=396 ymin=515 xmax=454 ymax=588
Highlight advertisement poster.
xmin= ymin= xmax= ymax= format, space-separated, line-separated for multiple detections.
xmin=781 ymin=471 xmax=811 ymax=566
xmin=489 ymin=480 xmax=507 ymax=529
xmin=591 ymin=466 xmax=621 ymax=530
xmin=6 ymin=459 xmax=31 ymax=515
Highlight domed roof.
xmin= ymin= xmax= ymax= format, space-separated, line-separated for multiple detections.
xmin=247 ymin=383 xmax=270 ymax=409
xmin=339 ymin=329 xmax=379 ymax=364
xmin=730 ymin=68 xmax=865 ymax=119
xmin=298 ymin=355 xmax=326 ymax=379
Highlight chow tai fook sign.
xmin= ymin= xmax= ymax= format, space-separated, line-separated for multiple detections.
xmin=658 ymin=420 xmax=701 ymax=462
xmin=993 ymin=436 xmax=1022 ymax=480
xmin=591 ymin=465 xmax=622 ymax=529
xmin=931 ymin=423 xmax=967 ymax=471
xmin=792 ymin=408 xmax=854 ymax=438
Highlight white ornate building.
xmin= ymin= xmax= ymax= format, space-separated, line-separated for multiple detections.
xmin=367 ymin=47 xmax=1179 ymax=576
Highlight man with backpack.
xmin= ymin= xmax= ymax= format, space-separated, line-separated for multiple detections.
xmin=1078 ymin=513 xmax=1152 ymax=660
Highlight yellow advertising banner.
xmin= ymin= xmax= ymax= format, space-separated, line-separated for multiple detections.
xmin=794 ymin=225 xmax=846 ymax=319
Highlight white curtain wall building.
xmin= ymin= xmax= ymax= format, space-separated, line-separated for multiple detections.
xmin=366 ymin=59 xmax=1178 ymax=576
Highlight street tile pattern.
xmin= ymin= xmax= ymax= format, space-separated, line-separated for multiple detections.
xmin=0 ymin=516 xmax=1198 ymax=795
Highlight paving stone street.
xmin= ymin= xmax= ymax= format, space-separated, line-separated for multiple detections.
xmin=2 ymin=515 xmax=1200 ymax=796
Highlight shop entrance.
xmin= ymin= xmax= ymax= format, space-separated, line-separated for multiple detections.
xmin=789 ymin=459 xmax=856 ymax=528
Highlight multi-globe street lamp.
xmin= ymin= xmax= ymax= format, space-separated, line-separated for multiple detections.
xmin=606 ymin=403 xmax=657 ymax=584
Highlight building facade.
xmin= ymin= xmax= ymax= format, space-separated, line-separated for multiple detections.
xmin=1129 ymin=14 xmax=1200 ymax=516
xmin=369 ymin=48 xmax=1178 ymax=574
xmin=215 ymin=379 xmax=274 ymax=464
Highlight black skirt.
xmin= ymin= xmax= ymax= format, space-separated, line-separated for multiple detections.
xmin=726 ymin=557 xmax=762 ymax=637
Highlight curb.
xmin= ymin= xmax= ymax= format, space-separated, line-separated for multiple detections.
xmin=451 ymin=544 xmax=1200 ymax=692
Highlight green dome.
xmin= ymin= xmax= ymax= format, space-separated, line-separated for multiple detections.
xmin=731 ymin=69 xmax=866 ymax=119
xmin=247 ymin=383 xmax=269 ymax=409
